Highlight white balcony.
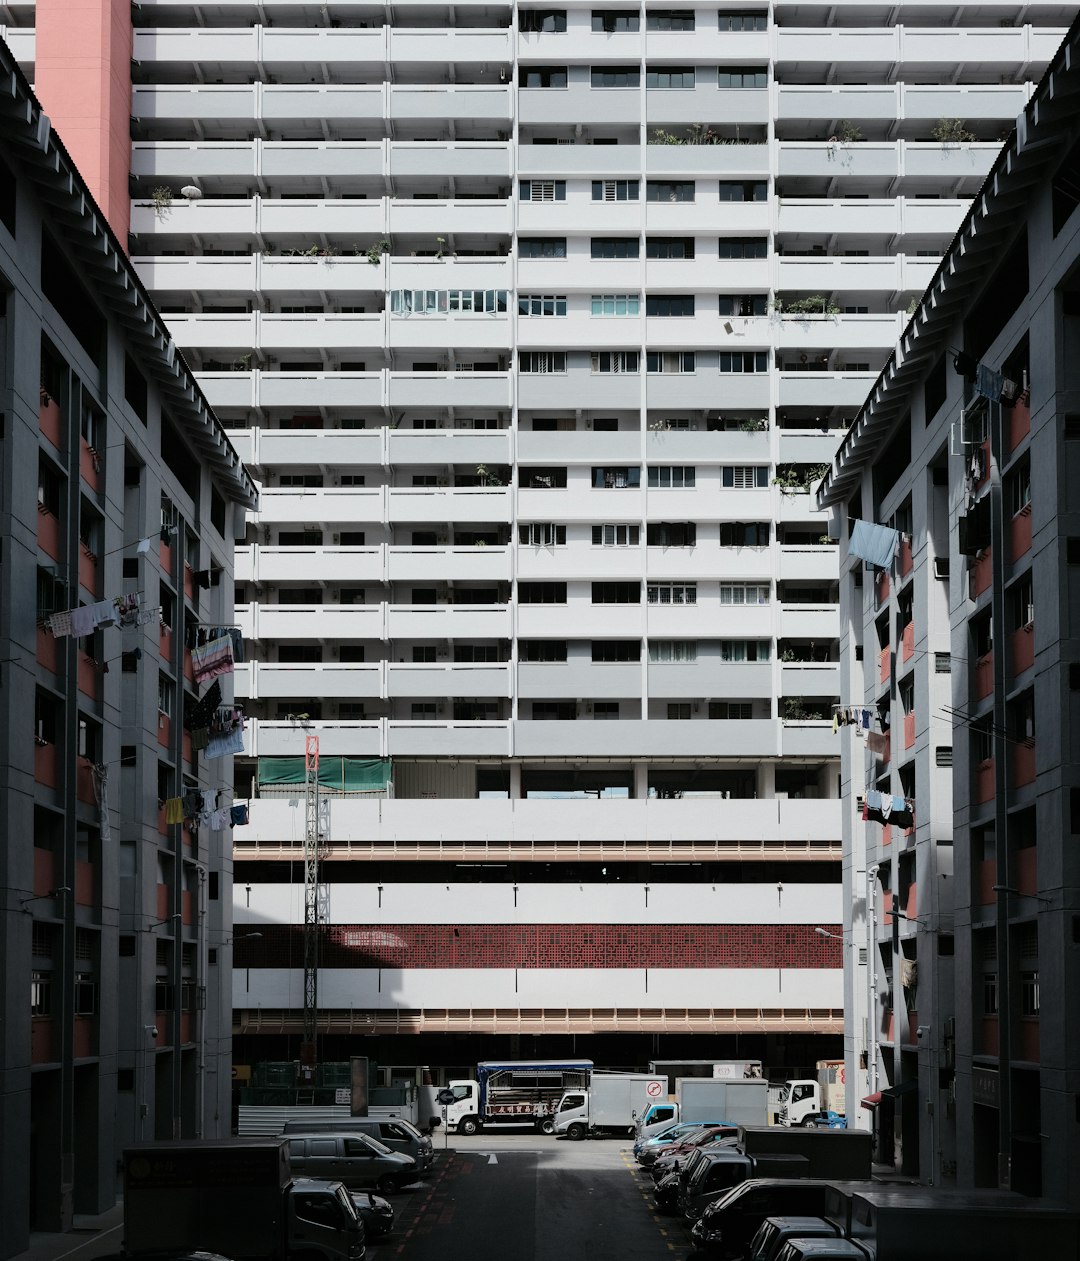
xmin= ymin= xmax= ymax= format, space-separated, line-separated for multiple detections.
xmin=257 ymin=428 xmax=384 ymax=467
xmin=517 ymin=431 xmax=641 ymax=465
xmin=385 ymin=604 xmax=512 ymax=639
xmin=517 ymin=201 xmax=641 ymax=236
xmin=260 ymin=83 xmax=385 ymax=123
xmin=256 ymin=486 xmax=386 ymax=524
xmin=197 ymin=373 xmax=256 ymax=409
xmin=777 ymin=431 xmax=844 ymax=464
xmin=388 ymin=142 xmax=511 ymax=179
xmin=778 ymin=372 xmax=878 ymax=408
xmin=386 ymin=429 xmax=511 ymax=465
xmin=131 ymin=141 xmax=257 ymax=179
xmin=261 ymin=142 xmax=384 ymax=178
xmin=387 ymin=27 xmax=511 ymax=62
xmin=388 ymin=721 xmax=511 ymax=757
xmin=130 ymin=197 xmax=256 ymax=235
xmin=645 ymin=200 xmax=770 ymax=234
xmin=240 ymin=604 xmax=383 ymax=640
xmin=519 ymin=85 xmax=640 ymax=127
xmin=389 ymin=198 xmax=512 ymax=237
xmin=648 ymin=543 xmax=772 ymax=581
xmin=782 ymin=722 xmax=837 ymax=757
xmin=647 ymin=374 xmax=770 ymax=411
xmin=645 ymin=144 xmax=770 ymax=176
xmin=387 ymin=663 xmax=511 ymax=698
xmin=134 ymin=255 xmax=257 ymax=294
xmin=259 ymin=253 xmax=388 ymax=299
xmin=133 ymin=84 xmax=258 ymax=120
xmin=260 ymin=198 xmax=385 ymax=236
xmin=239 ymin=663 xmax=384 ymax=700
xmin=517 ymin=603 xmax=646 ymax=639
xmin=516 ymin=544 xmax=643 ymax=582
xmin=646 ymin=87 xmax=769 ymax=127
xmin=644 ymin=430 xmax=768 ymax=463
xmin=647 ymin=602 xmax=773 ymax=639
xmin=776 ymin=140 xmax=999 ymax=182
xmin=778 ymin=545 xmax=838 ymax=583
xmin=648 ymin=661 xmax=773 ymax=699
xmin=237 ymin=545 xmax=386 ymax=584
xmin=390 ymin=84 xmax=512 ymax=122
xmin=643 ymin=258 xmax=769 ymax=289
xmin=780 ymin=663 xmax=840 ymax=696
xmin=902 ymin=143 xmax=999 ymax=179
xmin=167 ymin=313 xmax=256 ymax=351
xmin=133 ymin=27 xmax=261 ymax=63
xmin=256 ymin=372 xmax=384 ymax=409
xmin=517 ymin=145 xmax=642 ymax=177
xmin=387 ymin=545 xmax=512 ymax=583
xmin=238 ymin=794 xmax=841 ymax=851
xmin=386 ymin=487 xmax=512 ymax=524
xmin=387 ymin=372 xmax=511 ymax=409
xmin=775 ymin=256 xmax=938 ymax=294
xmin=517 ymin=372 xmax=642 ymax=411
xmin=776 ymin=313 xmax=903 ymax=351
xmin=387 ymin=314 xmax=513 ymax=352
xmin=388 ymin=257 xmax=513 ymax=290
xmin=648 ymin=29 xmax=769 ymax=60
xmin=778 ymin=604 xmax=840 ymax=639
xmin=247 ymin=718 xmax=384 ymax=758
xmin=518 ymin=662 xmax=642 ymax=699
xmin=2 ymin=28 xmax=33 ymax=63
xmin=512 ymin=718 xmax=782 ymax=757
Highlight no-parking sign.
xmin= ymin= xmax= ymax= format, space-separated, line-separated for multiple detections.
xmin=646 ymin=1079 xmax=664 ymax=1097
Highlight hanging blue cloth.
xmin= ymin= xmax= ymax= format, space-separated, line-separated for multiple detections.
xmin=849 ymin=519 xmax=900 ymax=569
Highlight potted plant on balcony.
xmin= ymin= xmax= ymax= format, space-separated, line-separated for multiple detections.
xmin=364 ymin=238 xmax=390 ymax=266
xmin=149 ymin=186 xmax=174 ymax=221
xmin=931 ymin=118 xmax=977 ymax=146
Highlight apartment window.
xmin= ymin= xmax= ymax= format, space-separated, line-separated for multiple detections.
xmin=591 ymin=351 xmax=640 ymax=373
xmin=719 ymin=294 xmax=768 ymax=316
xmin=720 ymin=582 xmax=770 ymax=604
xmin=650 ymin=641 xmax=698 ymax=662
xmin=592 ymin=582 xmax=640 ymax=603
xmin=720 ymin=521 xmax=769 ymax=546
xmin=592 ymin=640 xmax=641 ymax=662
xmin=648 ymin=582 xmax=697 ymax=605
xmin=646 ymin=295 xmax=695 ymax=317
xmin=74 ymin=974 xmax=97 ymax=1016
xmin=521 ymin=640 xmax=567 ymax=661
xmin=648 ymin=466 xmax=695 ymax=488
xmin=710 ymin=700 xmax=754 ymax=718
xmin=594 ymin=702 xmax=620 ymax=720
xmin=1009 ymin=574 xmax=1034 ymax=630
xmin=718 ymin=181 xmax=767 ymax=202
xmin=523 ymin=466 xmax=567 ymax=488
xmin=647 ymin=351 xmax=696 ymax=373
xmin=718 ymin=11 xmax=767 ymax=30
xmin=592 ymin=237 xmax=640 ymax=259
xmin=31 ymin=971 xmax=51 ymax=1017
xmin=591 ymin=66 xmax=641 ymax=87
xmin=983 ymin=972 xmax=998 ymax=1015
xmin=647 ymin=522 xmax=696 ymax=547
xmin=718 ymin=67 xmax=767 ymax=88
xmin=592 ymin=465 xmax=641 ymax=487
xmin=519 ymin=294 xmax=567 ymax=316
xmin=339 ymin=474 xmax=366 ymax=487
xmin=1021 ymin=970 xmax=1040 ymax=1017
xmin=520 ymin=523 xmax=567 ymax=546
xmin=520 ymin=237 xmax=567 ymax=258
xmin=591 ymin=294 xmax=641 ymax=316
xmin=592 ymin=524 xmax=640 ymax=545
xmin=520 ymin=8 xmax=567 ymax=31
xmin=647 ymin=8 xmax=695 ymax=27
xmin=722 ymin=465 xmax=769 ymax=488
xmin=647 ymin=181 xmax=695 ymax=203
xmin=1006 ymin=461 xmax=1031 ymax=516
xmin=593 ymin=9 xmax=640 ymax=30
xmin=454 ymin=645 xmax=500 ymax=662
xmin=534 ymin=702 xmax=577 ymax=720
xmin=646 ymin=67 xmax=696 ymax=89
xmin=521 ymin=67 xmax=568 ymax=88
xmin=594 ymin=418 xmax=619 ymax=431
xmin=720 ymin=351 xmax=769 ymax=373
xmin=719 ymin=237 xmax=767 ymax=258
xmin=647 ymin=237 xmax=694 ymax=259
xmin=411 ymin=703 xmax=437 ymax=720
xmin=519 ymin=351 xmax=568 ymax=373
xmin=520 ymin=180 xmax=566 ymax=202
xmin=157 ymin=675 xmax=175 ymax=719
xmin=592 ymin=179 xmax=640 ymax=202
xmin=667 ymin=703 xmax=693 ymax=719
xmin=519 ymin=582 xmax=567 ymax=603
xmin=721 ymin=640 xmax=770 ymax=661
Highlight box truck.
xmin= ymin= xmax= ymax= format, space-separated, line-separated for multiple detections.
xmin=636 ymin=1076 xmax=770 ymax=1139
xmin=553 ymin=1070 xmax=666 ymax=1139
xmin=777 ymin=1061 xmax=846 ymax=1126
xmin=442 ymin=1059 xmax=592 ymax=1135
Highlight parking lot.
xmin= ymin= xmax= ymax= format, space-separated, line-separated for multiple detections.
xmin=368 ymin=1132 xmax=691 ymax=1261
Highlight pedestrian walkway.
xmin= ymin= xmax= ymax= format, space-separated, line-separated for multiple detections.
xmin=9 ymin=1203 xmax=124 ymax=1261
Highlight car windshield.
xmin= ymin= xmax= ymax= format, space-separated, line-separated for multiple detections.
xmin=390 ymin=1119 xmax=423 ymax=1139
xmin=357 ymin=1132 xmax=393 ymax=1155
xmin=335 ymin=1186 xmax=359 ymax=1223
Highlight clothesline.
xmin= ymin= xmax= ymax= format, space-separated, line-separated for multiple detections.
xmin=45 ymin=592 xmax=157 ymax=638
xmin=161 ymin=787 xmax=250 ymax=830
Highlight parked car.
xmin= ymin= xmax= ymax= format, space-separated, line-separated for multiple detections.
xmin=638 ymin=1123 xmax=732 ymax=1166
xmin=286 ymin=1132 xmax=417 ymax=1194
xmin=802 ymin=1112 xmax=847 ymax=1130
xmin=749 ymin=1215 xmax=842 ymax=1261
xmin=650 ymin=1129 xmax=737 ymax=1180
xmin=689 ymin=1179 xmax=837 ymax=1258
xmin=349 ymin=1191 xmax=394 ymax=1238
xmin=634 ymin=1120 xmax=717 ymax=1160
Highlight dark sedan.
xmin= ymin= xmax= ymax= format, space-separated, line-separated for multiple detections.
xmin=350 ymin=1190 xmax=394 ymax=1237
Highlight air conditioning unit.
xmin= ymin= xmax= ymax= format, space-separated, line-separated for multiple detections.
xmin=933 ymin=557 xmax=950 ymax=579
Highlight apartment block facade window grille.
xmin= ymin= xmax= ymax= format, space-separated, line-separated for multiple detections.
xmin=647 ymin=351 xmax=695 ymax=372
xmin=646 ymin=67 xmax=695 ymax=88
xmin=646 ymin=295 xmax=695 ymax=317
xmin=519 ymin=351 xmax=567 ymax=374
xmin=647 ymin=582 xmax=697 ymax=605
xmin=710 ymin=701 xmax=754 ymax=719
xmin=650 ymin=641 xmax=697 ymax=662
xmin=723 ymin=465 xmax=769 ymax=488
xmin=591 ymin=351 xmax=639 ymax=373
xmin=719 ymin=294 xmax=768 ymax=316
xmin=592 ymin=466 xmax=640 ymax=488
xmin=720 ymin=352 xmax=769 ymax=373
xmin=647 ymin=181 xmax=695 ymax=203
xmin=519 ymin=294 xmax=567 ymax=317
xmin=592 ymin=10 xmax=639 ymax=31
xmin=519 ymin=237 xmax=567 ymax=259
xmin=718 ymin=68 xmax=768 ymax=87
xmin=592 ymin=582 xmax=640 ymax=604
xmin=718 ymin=11 xmax=768 ymax=29
xmin=718 ymin=181 xmax=768 ymax=202
xmin=592 ymin=180 xmax=639 ymax=202
xmin=520 ymin=640 xmax=567 ymax=662
xmin=520 ymin=523 xmax=566 ymax=546
xmin=647 ymin=237 xmax=694 ymax=259
xmin=593 ymin=524 xmax=640 ymax=545
xmin=718 ymin=237 xmax=768 ymax=259
xmin=521 ymin=67 xmax=568 ymax=88
xmin=520 ymin=180 xmax=566 ymax=202
xmin=591 ymin=237 xmax=639 ymax=260
xmin=591 ymin=66 xmax=640 ymax=88
xmin=720 ymin=583 xmax=770 ymax=605
xmin=647 ymin=9 xmax=695 ymax=29
xmin=667 ymin=703 xmax=693 ymax=719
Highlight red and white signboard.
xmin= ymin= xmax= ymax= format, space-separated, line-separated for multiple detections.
xmin=646 ymin=1079 xmax=664 ymax=1098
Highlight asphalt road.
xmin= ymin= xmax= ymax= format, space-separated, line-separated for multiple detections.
xmin=370 ymin=1133 xmax=689 ymax=1261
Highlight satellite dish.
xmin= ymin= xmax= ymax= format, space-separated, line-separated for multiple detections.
xmin=180 ymin=185 xmax=203 ymax=200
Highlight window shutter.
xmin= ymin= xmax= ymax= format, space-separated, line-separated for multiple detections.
xmin=723 ymin=467 xmax=734 ymax=487
xmin=628 ymin=467 xmax=641 ymax=488
xmin=555 ymin=181 xmax=566 ymax=200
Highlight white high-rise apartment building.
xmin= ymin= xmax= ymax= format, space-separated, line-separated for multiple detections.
xmin=18 ymin=0 xmax=1071 ymax=1081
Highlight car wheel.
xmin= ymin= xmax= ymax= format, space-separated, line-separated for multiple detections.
xmin=376 ymin=1175 xmax=403 ymax=1194
xmin=539 ymin=1117 xmax=556 ymax=1136
xmin=458 ymin=1115 xmax=481 ymax=1137
xmin=567 ymin=1122 xmax=586 ymax=1141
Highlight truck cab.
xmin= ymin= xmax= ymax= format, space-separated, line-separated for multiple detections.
xmin=441 ymin=1081 xmax=481 ymax=1134
xmin=777 ymin=1081 xmax=820 ymax=1127
xmin=553 ymin=1090 xmax=588 ymax=1136
xmin=287 ymin=1180 xmax=367 ymax=1261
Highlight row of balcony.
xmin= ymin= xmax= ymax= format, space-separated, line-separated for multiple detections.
xmin=199 ymin=367 xmax=878 ymax=411
xmin=249 ymin=484 xmax=830 ymax=526
xmin=164 ymin=308 xmax=911 ymax=354
xmin=240 ymin=714 xmax=837 ymax=757
xmin=131 ymin=80 xmax=1031 ymax=129
xmin=229 ymin=426 xmax=841 ymax=469
xmin=130 ymin=138 xmax=999 ymax=182
xmin=120 ymin=24 xmax=1061 ymax=68
xmin=235 ymin=541 xmax=838 ymax=584
xmin=235 ymin=657 xmax=839 ymax=700
xmin=235 ymin=600 xmax=841 ymax=641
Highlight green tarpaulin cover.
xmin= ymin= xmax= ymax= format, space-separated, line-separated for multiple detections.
xmin=258 ymin=757 xmax=391 ymax=791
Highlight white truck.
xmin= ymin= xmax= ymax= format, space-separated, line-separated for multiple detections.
xmin=553 ymin=1070 xmax=666 ymax=1140
xmin=636 ymin=1076 xmax=770 ymax=1141
xmin=777 ymin=1060 xmax=846 ymax=1127
xmin=442 ymin=1059 xmax=593 ymax=1135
